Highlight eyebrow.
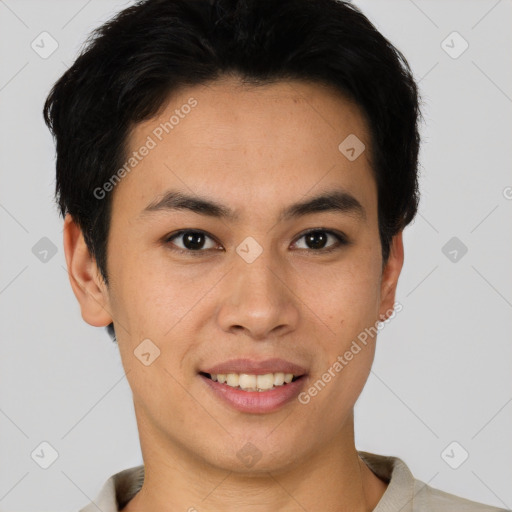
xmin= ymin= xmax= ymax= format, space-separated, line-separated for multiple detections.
xmin=140 ymin=188 xmax=366 ymax=223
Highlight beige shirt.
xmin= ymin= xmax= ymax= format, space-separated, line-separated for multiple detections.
xmin=79 ymin=451 xmax=508 ymax=511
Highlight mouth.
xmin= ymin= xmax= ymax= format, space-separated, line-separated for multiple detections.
xmin=199 ymin=371 xmax=304 ymax=392
xmin=198 ymin=358 xmax=308 ymax=413
xmin=198 ymin=359 xmax=309 ymax=413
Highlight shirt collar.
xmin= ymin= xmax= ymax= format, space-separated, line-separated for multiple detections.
xmin=359 ymin=451 xmax=415 ymax=512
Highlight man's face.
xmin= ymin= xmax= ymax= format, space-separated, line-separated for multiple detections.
xmin=74 ymin=77 xmax=403 ymax=473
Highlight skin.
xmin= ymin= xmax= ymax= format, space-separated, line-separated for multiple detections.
xmin=64 ymin=76 xmax=404 ymax=512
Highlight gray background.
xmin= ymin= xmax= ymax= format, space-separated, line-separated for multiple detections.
xmin=0 ymin=0 xmax=511 ymax=510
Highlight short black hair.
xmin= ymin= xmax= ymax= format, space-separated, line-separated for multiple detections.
xmin=43 ymin=0 xmax=421 ymax=283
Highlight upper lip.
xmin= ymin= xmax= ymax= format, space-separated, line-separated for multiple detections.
xmin=201 ymin=358 xmax=307 ymax=376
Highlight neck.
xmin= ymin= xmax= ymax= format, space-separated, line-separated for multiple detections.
xmin=122 ymin=410 xmax=387 ymax=512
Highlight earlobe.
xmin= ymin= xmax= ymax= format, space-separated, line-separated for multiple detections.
xmin=63 ymin=214 xmax=113 ymax=327
xmin=378 ymin=231 xmax=404 ymax=321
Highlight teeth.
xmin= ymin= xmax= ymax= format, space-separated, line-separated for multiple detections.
xmin=208 ymin=372 xmax=299 ymax=391
xmin=226 ymin=373 xmax=239 ymax=387
xmin=257 ymin=373 xmax=274 ymax=390
xmin=274 ymin=373 xmax=285 ymax=386
xmin=239 ymin=373 xmax=257 ymax=391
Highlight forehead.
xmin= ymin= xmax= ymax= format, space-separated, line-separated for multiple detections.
xmin=117 ymin=76 xmax=375 ymax=223
xmin=135 ymin=76 xmax=368 ymax=143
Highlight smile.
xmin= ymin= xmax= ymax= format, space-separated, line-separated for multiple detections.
xmin=201 ymin=372 xmax=301 ymax=392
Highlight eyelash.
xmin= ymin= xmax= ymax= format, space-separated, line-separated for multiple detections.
xmin=163 ymin=228 xmax=349 ymax=256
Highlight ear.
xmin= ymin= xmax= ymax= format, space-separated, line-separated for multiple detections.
xmin=378 ymin=231 xmax=404 ymax=322
xmin=63 ymin=213 xmax=113 ymax=327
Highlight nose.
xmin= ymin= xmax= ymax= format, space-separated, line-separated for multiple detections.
xmin=216 ymin=247 xmax=300 ymax=340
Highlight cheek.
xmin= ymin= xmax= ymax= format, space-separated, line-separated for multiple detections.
xmin=108 ymin=248 xmax=221 ymax=354
xmin=299 ymin=248 xmax=382 ymax=384
xmin=296 ymin=248 xmax=381 ymax=329
xmin=106 ymin=249 xmax=173 ymax=342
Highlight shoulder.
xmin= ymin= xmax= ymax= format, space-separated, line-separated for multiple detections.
xmin=358 ymin=451 xmax=508 ymax=512
xmin=412 ymin=478 xmax=509 ymax=512
xmin=78 ymin=464 xmax=145 ymax=512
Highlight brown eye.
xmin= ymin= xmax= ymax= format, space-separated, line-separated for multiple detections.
xmin=164 ymin=228 xmax=348 ymax=257
xmin=293 ymin=229 xmax=348 ymax=252
xmin=165 ymin=230 xmax=219 ymax=253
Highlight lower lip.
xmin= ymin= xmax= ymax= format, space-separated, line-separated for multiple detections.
xmin=200 ymin=374 xmax=307 ymax=414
